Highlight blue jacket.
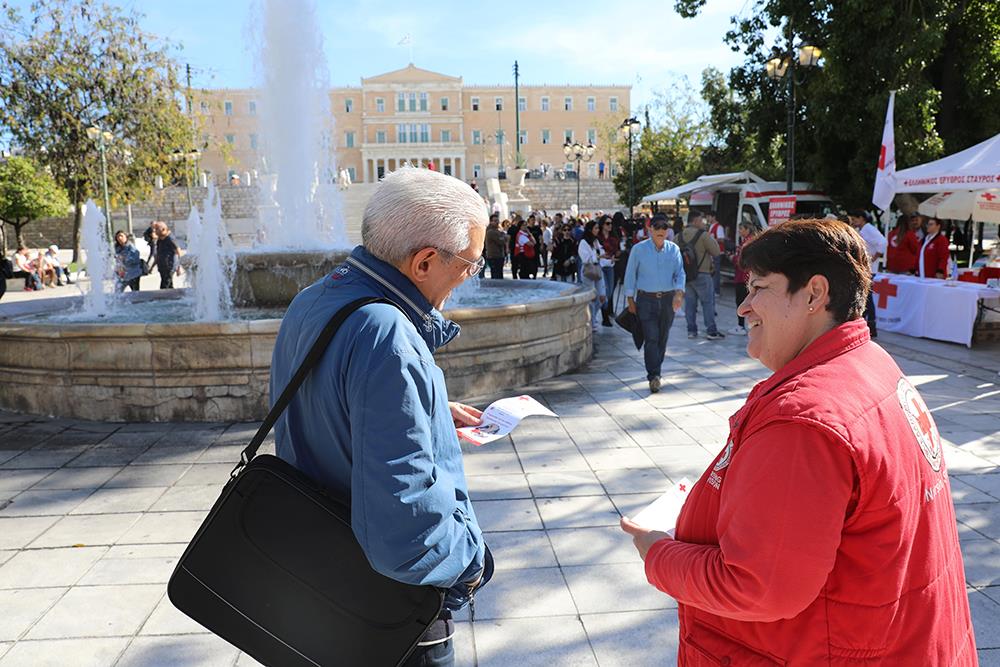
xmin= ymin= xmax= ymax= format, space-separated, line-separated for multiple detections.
xmin=115 ymin=243 xmax=144 ymax=282
xmin=270 ymin=246 xmax=487 ymax=606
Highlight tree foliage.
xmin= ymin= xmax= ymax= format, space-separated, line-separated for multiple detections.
xmin=0 ymin=0 xmax=194 ymax=259
xmin=674 ymin=0 xmax=1000 ymax=207
xmin=0 ymin=155 xmax=68 ymax=252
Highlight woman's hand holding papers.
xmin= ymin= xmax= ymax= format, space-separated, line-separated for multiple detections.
xmin=620 ymin=516 xmax=674 ymax=561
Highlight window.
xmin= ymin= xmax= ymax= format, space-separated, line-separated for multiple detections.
xmin=495 ymin=96 xmax=503 ymax=111
xmin=408 ymin=92 xmax=417 ymax=112
xmin=347 ymin=167 xmax=356 ymax=182
xmin=472 ymin=129 xmax=482 ymax=144
xmin=440 ymin=97 xmax=449 ymax=111
xmin=376 ymin=97 xmax=385 ymax=112
xmin=419 ymin=124 xmax=429 ymax=143
xmin=587 ymin=97 xmax=596 ymax=112
xmin=564 ymin=129 xmax=573 ymax=143
xmin=471 ymin=96 xmax=480 ymax=111
xmin=419 ymin=92 xmax=428 ymax=111
xmin=376 ymin=130 xmax=386 ymax=144
xmin=248 ymin=100 xmax=257 ymax=115
xmin=225 ymin=133 xmax=235 ymax=144
xmin=518 ymin=97 xmax=526 ymax=112
xmin=564 ymin=97 xmax=573 ymax=111
xmin=199 ymin=101 xmax=209 ymax=113
xmin=518 ymin=130 xmax=527 ymax=146
xmin=397 ymin=92 xmax=405 ymax=112
xmin=345 ymin=98 xmax=354 ymax=113
xmin=409 ymin=124 xmax=418 ymax=142
xmin=541 ymin=129 xmax=551 ymax=144
xmin=541 ymin=96 xmax=549 ymax=112
xmin=397 ymin=124 xmax=407 ymax=143
xmin=473 ymin=164 xmax=482 ymax=178
xmin=565 ymin=162 xmax=574 ymax=172
xmin=441 ymin=129 xmax=452 ymax=143
xmin=587 ymin=128 xmax=596 ymax=144
xmin=224 ymin=101 xmax=233 ymax=116
xmin=610 ymin=96 xmax=619 ymax=112
xmin=250 ymin=133 xmax=258 ymax=150
xmin=345 ymin=131 xmax=355 ymax=148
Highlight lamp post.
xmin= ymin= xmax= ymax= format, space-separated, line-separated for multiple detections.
xmin=765 ymin=40 xmax=822 ymax=194
xmin=170 ymin=148 xmax=202 ymax=211
xmin=619 ymin=117 xmax=641 ymax=217
xmin=86 ymin=125 xmax=114 ymax=240
xmin=563 ymin=140 xmax=595 ymax=213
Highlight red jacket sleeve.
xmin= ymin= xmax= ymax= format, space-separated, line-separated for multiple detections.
xmin=934 ymin=236 xmax=949 ymax=275
xmin=644 ymin=421 xmax=855 ymax=622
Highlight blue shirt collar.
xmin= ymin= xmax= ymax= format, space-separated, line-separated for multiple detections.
xmin=341 ymin=246 xmax=461 ymax=351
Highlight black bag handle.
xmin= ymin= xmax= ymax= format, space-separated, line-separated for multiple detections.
xmin=231 ymin=296 xmax=400 ymax=478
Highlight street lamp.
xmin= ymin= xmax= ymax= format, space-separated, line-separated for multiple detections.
xmin=563 ymin=140 xmax=596 ymax=214
xmin=86 ymin=125 xmax=114 ymax=240
xmin=619 ymin=117 xmax=641 ymax=216
xmin=765 ymin=41 xmax=822 ymax=194
xmin=170 ymin=148 xmax=202 ymax=211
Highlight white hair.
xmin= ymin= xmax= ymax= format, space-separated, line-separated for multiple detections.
xmin=362 ymin=167 xmax=488 ymax=266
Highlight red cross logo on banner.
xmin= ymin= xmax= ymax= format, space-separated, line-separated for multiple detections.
xmin=871 ymin=278 xmax=898 ymax=309
xmin=897 ymin=379 xmax=942 ymax=472
xmin=983 ymin=193 xmax=997 ymax=202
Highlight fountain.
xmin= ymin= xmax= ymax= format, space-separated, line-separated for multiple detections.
xmin=0 ymin=0 xmax=594 ymax=422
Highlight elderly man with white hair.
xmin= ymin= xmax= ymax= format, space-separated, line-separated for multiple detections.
xmin=270 ymin=168 xmax=493 ymax=667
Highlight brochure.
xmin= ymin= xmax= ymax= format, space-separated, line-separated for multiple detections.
xmin=457 ymin=395 xmax=557 ymax=446
xmin=630 ymin=478 xmax=692 ymax=536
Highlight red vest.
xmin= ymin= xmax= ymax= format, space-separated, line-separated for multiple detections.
xmin=645 ymin=319 xmax=976 ymax=665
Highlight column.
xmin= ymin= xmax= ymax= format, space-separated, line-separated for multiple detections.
xmin=363 ymin=159 xmax=370 ymax=184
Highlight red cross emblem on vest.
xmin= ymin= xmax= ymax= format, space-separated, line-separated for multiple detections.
xmin=871 ymin=277 xmax=898 ymax=309
xmin=896 ymin=378 xmax=942 ymax=472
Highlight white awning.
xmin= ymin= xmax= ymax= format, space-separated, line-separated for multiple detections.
xmin=641 ymin=171 xmax=765 ymax=203
xmin=894 ymin=133 xmax=1000 ymax=193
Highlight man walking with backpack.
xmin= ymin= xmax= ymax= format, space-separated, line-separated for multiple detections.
xmin=679 ymin=211 xmax=724 ymax=340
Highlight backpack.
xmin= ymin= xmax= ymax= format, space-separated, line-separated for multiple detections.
xmin=679 ymin=228 xmax=704 ymax=282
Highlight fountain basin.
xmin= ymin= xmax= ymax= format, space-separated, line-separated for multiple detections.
xmin=0 ymin=281 xmax=593 ymax=422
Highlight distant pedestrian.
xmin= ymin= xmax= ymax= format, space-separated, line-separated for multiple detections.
xmin=708 ymin=212 xmax=727 ymax=297
xmin=918 ymin=217 xmax=950 ymax=279
xmin=623 ymin=216 xmax=685 ymax=393
xmin=12 ymin=247 xmax=42 ymax=291
xmin=847 ymin=210 xmax=887 ymax=338
xmin=598 ymin=161 xmax=605 ymax=179
xmin=886 ymin=215 xmax=919 ymax=274
xmin=514 ymin=220 xmax=537 ymax=279
xmin=114 ymin=231 xmax=144 ymax=292
xmin=484 ymin=214 xmax=507 ymax=279
xmin=45 ymin=245 xmax=72 ymax=285
xmin=151 ymin=221 xmax=182 ymax=289
xmin=727 ymin=221 xmax=759 ymax=336
xmin=578 ymin=220 xmax=607 ymax=331
xmin=596 ymin=215 xmax=621 ymax=325
xmin=680 ymin=211 xmax=724 ymax=340
xmin=551 ymin=226 xmax=578 ymax=282
xmin=541 ymin=220 xmax=553 ymax=277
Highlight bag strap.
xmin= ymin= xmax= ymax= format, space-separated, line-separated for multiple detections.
xmin=231 ymin=295 xmax=399 ymax=478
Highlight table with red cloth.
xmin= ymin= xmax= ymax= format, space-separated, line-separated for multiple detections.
xmin=871 ymin=273 xmax=1000 ymax=347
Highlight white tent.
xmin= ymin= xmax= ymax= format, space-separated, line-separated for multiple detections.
xmin=894 ymin=133 xmax=1000 ymax=194
xmin=641 ymin=171 xmax=765 ymax=203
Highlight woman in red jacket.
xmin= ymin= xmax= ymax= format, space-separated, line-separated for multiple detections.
xmin=885 ymin=215 xmax=920 ymax=273
xmin=621 ymin=218 xmax=975 ymax=666
xmin=919 ymin=216 xmax=951 ymax=278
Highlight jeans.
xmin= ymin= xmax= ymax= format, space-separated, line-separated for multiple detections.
xmin=487 ymin=257 xmax=504 ymax=279
xmin=402 ymin=612 xmax=455 ymax=667
xmin=685 ymin=272 xmax=719 ymax=335
xmin=637 ymin=292 xmax=676 ymax=380
xmin=581 ymin=273 xmax=605 ymax=328
xmin=601 ymin=265 xmax=615 ymax=312
xmin=712 ymin=254 xmax=722 ymax=295
xmin=159 ymin=270 xmax=174 ymax=289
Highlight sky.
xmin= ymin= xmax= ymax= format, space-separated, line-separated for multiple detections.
xmin=99 ymin=0 xmax=752 ymax=112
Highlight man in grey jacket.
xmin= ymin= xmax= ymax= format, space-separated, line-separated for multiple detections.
xmin=681 ymin=211 xmax=724 ymax=340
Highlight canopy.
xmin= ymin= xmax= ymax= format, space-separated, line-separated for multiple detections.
xmin=641 ymin=171 xmax=765 ymax=203
xmin=895 ymin=133 xmax=1000 ymax=193
xmin=917 ymin=189 xmax=1000 ymax=223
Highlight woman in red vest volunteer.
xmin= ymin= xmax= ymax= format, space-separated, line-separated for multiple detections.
xmin=621 ymin=218 xmax=976 ymax=666
xmin=919 ymin=216 xmax=951 ymax=278
xmin=885 ymin=215 xmax=920 ymax=273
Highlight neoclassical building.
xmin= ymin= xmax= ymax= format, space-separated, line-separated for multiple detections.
xmin=194 ymin=64 xmax=630 ymax=184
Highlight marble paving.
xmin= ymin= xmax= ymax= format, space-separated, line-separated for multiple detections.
xmin=1 ymin=290 xmax=999 ymax=666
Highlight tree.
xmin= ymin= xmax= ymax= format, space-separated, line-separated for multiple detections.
xmin=0 ymin=155 xmax=69 ymax=254
xmin=0 ymin=0 xmax=195 ymax=261
xmin=677 ymin=0 xmax=1000 ymax=207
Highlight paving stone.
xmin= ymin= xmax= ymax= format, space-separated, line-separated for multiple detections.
xmin=579 ymin=448 xmax=655 ymax=471
xmin=148 ymin=484 xmax=223 ymax=512
xmin=131 ymin=444 xmax=209 ymax=466
xmin=116 ymin=633 xmax=240 ymax=666
xmin=0 ymin=547 xmax=105 ymax=589
xmin=969 ymin=588 xmax=1000 ymax=649
xmin=608 ymin=492 xmax=661 ymax=519
xmin=26 ymin=584 xmax=162 ymax=639
xmin=952 ymin=477 xmax=998 ymax=504
xmin=193 ymin=444 xmax=245 ymax=464
xmin=139 ymin=595 xmax=210 ymax=635
xmin=103 ymin=465 xmax=191 ymax=488
xmin=517 ymin=449 xmax=591 ymax=474
xmin=483 ymin=530 xmax=558 ymax=571
xmin=79 ymin=544 xmax=182 ymax=586
xmin=474 ymin=616 xmax=597 ymax=667
xmin=29 ymin=513 xmax=142 ymax=548
xmin=463 ymin=451 xmax=525 ymax=476
xmin=116 ymin=511 xmax=206 ymax=544
xmin=173 ymin=463 xmax=233 ymax=486
xmin=466 ymin=474 xmax=532 ymax=500
xmin=33 ymin=431 xmax=106 ymax=449
xmin=526 ymin=471 xmax=603 ymax=497
xmin=563 ymin=562 xmax=676 ymax=614
xmin=69 ymin=487 xmax=166 ymax=515
xmin=548 ymin=526 xmax=637 ymax=566
xmin=581 ymin=610 xmax=680 ymax=667
xmin=65 ymin=447 xmax=147 ymax=468
xmin=960 ymin=473 xmax=1000 ymax=500
xmin=0 ymin=637 xmax=129 ymax=666
xmin=643 ymin=445 xmax=715 ymax=481
xmin=961 ymin=539 xmax=1000 ymax=587
xmin=469 ymin=567 xmax=576 ymax=620
xmin=0 ymin=449 xmax=85 ymax=470
xmin=956 ymin=503 xmax=1000 ymax=540
xmin=0 ymin=452 xmax=24 ymax=466
xmin=0 ymin=517 xmax=59 ymax=550
xmin=0 ymin=588 xmax=66 ymax=641
xmin=536 ymin=495 xmax=621 ymax=529
xmin=0 ymin=470 xmax=55 ymax=493
xmin=473 ymin=499 xmax=543 ymax=533
xmin=0 ymin=489 xmax=93 ymax=517
xmin=29 ymin=467 xmax=122 ymax=491
xmin=594 ymin=468 xmax=670 ymax=495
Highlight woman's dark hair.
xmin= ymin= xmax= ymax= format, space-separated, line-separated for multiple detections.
xmin=582 ymin=220 xmax=599 ymax=245
xmin=739 ymin=218 xmax=870 ymax=323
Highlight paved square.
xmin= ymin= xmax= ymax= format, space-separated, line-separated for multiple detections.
xmin=0 ymin=293 xmax=998 ymax=665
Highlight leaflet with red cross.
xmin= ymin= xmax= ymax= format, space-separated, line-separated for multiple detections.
xmin=457 ymin=395 xmax=558 ymax=446
xmin=630 ymin=478 xmax=692 ymax=536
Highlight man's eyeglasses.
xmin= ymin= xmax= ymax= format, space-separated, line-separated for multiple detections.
xmin=437 ymin=247 xmax=485 ymax=277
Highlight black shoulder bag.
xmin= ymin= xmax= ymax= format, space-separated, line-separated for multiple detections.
xmin=167 ymin=296 xmax=444 ymax=667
